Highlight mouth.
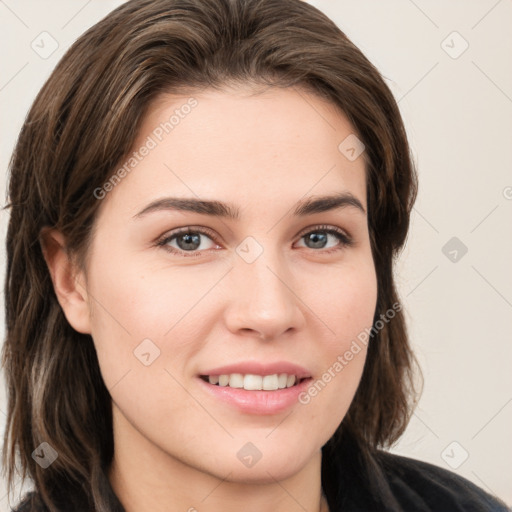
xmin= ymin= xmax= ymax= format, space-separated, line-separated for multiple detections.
xmin=196 ymin=362 xmax=313 ymax=414
xmin=197 ymin=373 xmax=313 ymax=414
xmin=199 ymin=373 xmax=311 ymax=390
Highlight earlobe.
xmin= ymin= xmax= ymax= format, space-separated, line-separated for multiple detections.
xmin=39 ymin=228 xmax=92 ymax=334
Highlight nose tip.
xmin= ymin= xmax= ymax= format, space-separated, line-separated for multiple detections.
xmin=224 ymin=254 xmax=306 ymax=340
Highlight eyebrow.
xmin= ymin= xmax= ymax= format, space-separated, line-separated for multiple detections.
xmin=132 ymin=192 xmax=366 ymax=220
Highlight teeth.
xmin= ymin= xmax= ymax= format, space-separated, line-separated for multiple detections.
xmin=286 ymin=375 xmax=296 ymax=387
xmin=278 ymin=373 xmax=288 ymax=389
xmin=229 ymin=373 xmax=244 ymax=388
xmin=244 ymin=374 xmax=262 ymax=390
xmin=206 ymin=373 xmax=301 ymax=390
xmin=262 ymin=374 xmax=279 ymax=390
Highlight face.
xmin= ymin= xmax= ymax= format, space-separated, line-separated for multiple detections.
xmin=76 ymin=86 xmax=377 ymax=482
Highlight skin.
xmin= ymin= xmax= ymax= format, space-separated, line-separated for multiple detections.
xmin=43 ymin=86 xmax=378 ymax=512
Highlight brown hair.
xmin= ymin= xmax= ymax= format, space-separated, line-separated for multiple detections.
xmin=2 ymin=0 xmax=420 ymax=510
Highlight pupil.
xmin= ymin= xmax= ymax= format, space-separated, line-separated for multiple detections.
xmin=178 ymin=233 xmax=200 ymax=250
xmin=308 ymin=232 xmax=327 ymax=248
xmin=175 ymin=232 xmax=328 ymax=251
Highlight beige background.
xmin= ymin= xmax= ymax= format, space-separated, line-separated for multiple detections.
xmin=1 ymin=0 xmax=511 ymax=509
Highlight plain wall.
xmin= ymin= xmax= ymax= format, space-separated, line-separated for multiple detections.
xmin=1 ymin=0 xmax=511 ymax=509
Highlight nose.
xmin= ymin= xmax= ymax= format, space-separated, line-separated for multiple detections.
xmin=223 ymin=243 xmax=306 ymax=341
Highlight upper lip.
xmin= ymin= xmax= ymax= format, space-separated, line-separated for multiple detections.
xmin=199 ymin=361 xmax=311 ymax=379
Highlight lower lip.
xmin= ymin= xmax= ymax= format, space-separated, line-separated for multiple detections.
xmin=197 ymin=377 xmax=312 ymax=415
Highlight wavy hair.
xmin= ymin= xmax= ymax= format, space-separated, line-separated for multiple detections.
xmin=2 ymin=0 xmax=420 ymax=510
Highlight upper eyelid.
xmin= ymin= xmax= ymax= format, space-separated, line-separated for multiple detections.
xmin=158 ymin=224 xmax=352 ymax=246
xmin=296 ymin=224 xmax=350 ymax=237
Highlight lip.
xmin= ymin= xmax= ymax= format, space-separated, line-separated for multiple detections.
xmin=197 ymin=375 xmax=313 ymax=415
xmin=196 ymin=361 xmax=313 ymax=415
xmin=199 ymin=361 xmax=311 ymax=379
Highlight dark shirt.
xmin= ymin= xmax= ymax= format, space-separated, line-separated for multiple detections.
xmin=11 ymin=446 xmax=510 ymax=511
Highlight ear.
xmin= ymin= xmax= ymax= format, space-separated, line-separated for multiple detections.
xmin=39 ymin=228 xmax=92 ymax=334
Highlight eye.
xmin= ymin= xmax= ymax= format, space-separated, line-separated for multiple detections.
xmin=156 ymin=226 xmax=220 ymax=257
xmin=295 ymin=225 xmax=353 ymax=254
xmin=156 ymin=224 xmax=353 ymax=257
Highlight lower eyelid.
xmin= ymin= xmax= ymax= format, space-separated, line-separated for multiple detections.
xmin=158 ymin=226 xmax=352 ymax=255
xmin=296 ymin=230 xmax=352 ymax=249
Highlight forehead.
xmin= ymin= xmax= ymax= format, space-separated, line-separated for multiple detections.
xmin=100 ymin=86 xmax=367 ymax=219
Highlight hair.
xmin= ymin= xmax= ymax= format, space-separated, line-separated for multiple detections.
xmin=2 ymin=0 xmax=420 ymax=510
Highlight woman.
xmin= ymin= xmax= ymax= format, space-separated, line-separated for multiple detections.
xmin=1 ymin=0 xmax=509 ymax=511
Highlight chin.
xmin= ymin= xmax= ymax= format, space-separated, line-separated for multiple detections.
xmin=217 ymin=439 xmax=317 ymax=483
xmin=219 ymin=458 xmax=308 ymax=484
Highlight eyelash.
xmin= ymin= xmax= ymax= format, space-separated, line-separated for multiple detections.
xmin=155 ymin=224 xmax=353 ymax=258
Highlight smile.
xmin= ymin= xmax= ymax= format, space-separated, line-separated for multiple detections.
xmin=197 ymin=375 xmax=313 ymax=415
xmin=200 ymin=373 xmax=306 ymax=390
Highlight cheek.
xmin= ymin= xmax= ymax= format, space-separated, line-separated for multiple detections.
xmin=86 ymin=253 xmax=204 ymax=342
xmin=318 ymin=257 xmax=378 ymax=350
xmin=84 ymin=247 xmax=226 ymax=395
xmin=85 ymin=262 xmax=198 ymax=427
xmin=300 ymin=258 xmax=377 ymax=424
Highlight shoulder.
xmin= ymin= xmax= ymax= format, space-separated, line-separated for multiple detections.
xmin=10 ymin=491 xmax=47 ymax=512
xmin=374 ymin=450 xmax=510 ymax=511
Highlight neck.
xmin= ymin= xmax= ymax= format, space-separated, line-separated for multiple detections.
xmin=109 ymin=454 xmax=327 ymax=512
xmin=108 ymin=409 xmax=327 ymax=512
